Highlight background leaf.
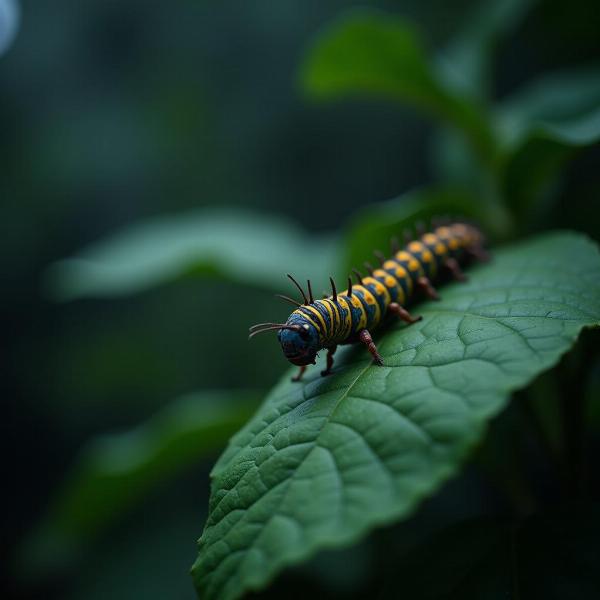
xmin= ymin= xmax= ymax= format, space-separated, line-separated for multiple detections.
xmin=497 ymin=65 xmax=600 ymax=142
xmin=191 ymin=232 xmax=600 ymax=599
xmin=496 ymin=66 xmax=600 ymax=222
xmin=430 ymin=0 xmax=539 ymax=192
xmin=46 ymin=209 xmax=340 ymax=300
xmin=436 ymin=0 xmax=539 ymax=100
xmin=21 ymin=390 xmax=261 ymax=577
xmin=300 ymin=10 xmax=497 ymax=165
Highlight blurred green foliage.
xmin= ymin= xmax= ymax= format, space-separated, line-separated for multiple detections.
xmin=301 ymin=7 xmax=600 ymax=240
xmin=3 ymin=0 xmax=600 ymax=599
xmin=46 ymin=209 xmax=340 ymax=300
xmin=301 ymin=10 xmax=498 ymax=167
xmin=21 ymin=390 xmax=261 ymax=579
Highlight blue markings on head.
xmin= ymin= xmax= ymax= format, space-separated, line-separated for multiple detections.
xmin=277 ymin=316 xmax=320 ymax=366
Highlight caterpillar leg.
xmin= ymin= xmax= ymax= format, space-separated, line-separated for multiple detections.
xmin=417 ymin=276 xmax=440 ymax=300
xmin=321 ymin=345 xmax=337 ymax=377
xmin=388 ymin=302 xmax=422 ymax=324
xmin=444 ymin=257 xmax=467 ymax=282
xmin=359 ymin=329 xmax=383 ymax=366
xmin=291 ymin=365 xmax=307 ymax=382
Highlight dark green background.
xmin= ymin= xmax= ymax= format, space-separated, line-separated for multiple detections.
xmin=3 ymin=1 xmax=599 ymax=598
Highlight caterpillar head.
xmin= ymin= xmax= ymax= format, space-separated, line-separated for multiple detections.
xmin=248 ymin=273 xmax=321 ymax=366
xmin=277 ymin=320 xmax=319 ymax=366
xmin=248 ymin=318 xmax=320 ymax=366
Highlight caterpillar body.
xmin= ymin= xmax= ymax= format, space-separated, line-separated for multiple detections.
xmin=249 ymin=222 xmax=487 ymax=381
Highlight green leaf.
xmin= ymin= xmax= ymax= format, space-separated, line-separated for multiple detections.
xmin=502 ymin=111 xmax=600 ymax=224
xmin=431 ymin=0 xmax=539 ymax=193
xmin=21 ymin=390 xmax=260 ymax=576
xmin=300 ymin=10 xmax=497 ymax=165
xmin=437 ymin=0 xmax=539 ymax=100
xmin=191 ymin=232 xmax=600 ymax=599
xmin=498 ymin=65 xmax=600 ymax=141
xmin=381 ymin=508 xmax=600 ymax=599
xmin=497 ymin=66 xmax=600 ymax=222
xmin=45 ymin=209 xmax=339 ymax=300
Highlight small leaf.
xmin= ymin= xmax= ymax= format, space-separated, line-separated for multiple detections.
xmin=498 ymin=65 xmax=600 ymax=142
xmin=502 ymin=111 xmax=600 ymax=224
xmin=431 ymin=0 xmax=540 ymax=191
xmin=21 ymin=390 xmax=260 ymax=576
xmin=437 ymin=0 xmax=539 ymax=100
xmin=192 ymin=232 xmax=600 ymax=599
xmin=497 ymin=66 xmax=600 ymax=221
xmin=45 ymin=209 xmax=340 ymax=300
xmin=300 ymin=10 xmax=497 ymax=164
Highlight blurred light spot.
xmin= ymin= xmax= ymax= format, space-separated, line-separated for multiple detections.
xmin=0 ymin=0 xmax=19 ymax=56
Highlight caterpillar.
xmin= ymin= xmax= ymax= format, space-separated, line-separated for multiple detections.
xmin=249 ymin=221 xmax=488 ymax=381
